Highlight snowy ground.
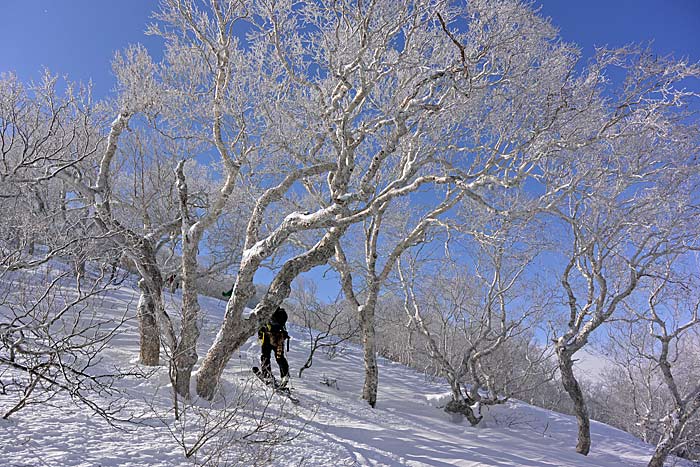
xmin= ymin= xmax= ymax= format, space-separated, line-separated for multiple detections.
xmin=0 ymin=265 xmax=689 ymax=467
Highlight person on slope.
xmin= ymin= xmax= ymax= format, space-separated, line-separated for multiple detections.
xmin=258 ymin=306 xmax=291 ymax=388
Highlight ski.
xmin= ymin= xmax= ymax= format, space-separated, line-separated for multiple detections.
xmin=252 ymin=367 xmax=300 ymax=404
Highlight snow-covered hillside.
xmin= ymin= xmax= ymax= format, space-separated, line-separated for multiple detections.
xmin=0 ymin=267 xmax=688 ymax=467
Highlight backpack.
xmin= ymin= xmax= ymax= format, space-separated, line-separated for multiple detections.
xmin=258 ymin=307 xmax=289 ymax=347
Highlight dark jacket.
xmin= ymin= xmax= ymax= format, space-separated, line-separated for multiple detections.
xmin=258 ymin=307 xmax=289 ymax=341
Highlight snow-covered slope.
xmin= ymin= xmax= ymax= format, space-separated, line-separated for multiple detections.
xmin=0 ymin=268 xmax=685 ymax=467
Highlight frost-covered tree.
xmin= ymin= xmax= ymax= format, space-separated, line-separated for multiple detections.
xmin=0 ymin=72 xmax=105 ymax=273
xmin=0 ymin=74 xmax=144 ymax=418
xmin=333 ymin=190 xmax=464 ymax=407
xmin=600 ymin=266 xmax=700 ymax=467
xmin=397 ymin=214 xmax=551 ymax=425
xmin=142 ymin=0 xmax=253 ymax=399
xmin=7 ymin=51 xmax=185 ymax=368
xmin=541 ymin=50 xmax=700 ymax=453
xmin=139 ymin=0 xmax=700 ymax=403
xmin=156 ymin=0 xmax=591 ymax=400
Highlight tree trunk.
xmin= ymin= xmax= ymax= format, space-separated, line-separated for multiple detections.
xmin=133 ymin=241 xmax=168 ymax=367
xmin=647 ymin=410 xmax=683 ymax=467
xmin=557 ymin=348 xmax=591 ymax=455
xmin=444 ymin=374 xmax=482 ymax=426
xmin=172 ymin=233 xmax=201 ymax=398
xmin=137 ymin=278 xmax=160 ymax=366
xmin=359 ymin=303 xmax=379 ymax=408
xmin=444 ymin=399 xmax=482 ymax=426
xmin=448 ymin=376 xmax=462 ymax=402
xmin=196 ymin=272 xmax=258 ymax=400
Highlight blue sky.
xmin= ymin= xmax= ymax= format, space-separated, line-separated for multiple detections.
xmin=1 ymin=0 xmax=160 ymax=96
xmin=2 ymin=0 xmax=699 ymax=99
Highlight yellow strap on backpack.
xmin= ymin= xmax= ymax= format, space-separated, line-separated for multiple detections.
xmin=259 ymin=324 xmax=271 ymax=345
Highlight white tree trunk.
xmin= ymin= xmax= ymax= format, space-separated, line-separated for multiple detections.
xmin=195 ymin=265 xmax=258 ymax=399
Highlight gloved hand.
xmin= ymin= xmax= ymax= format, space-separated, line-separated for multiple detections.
xmin=257 ymin=328 xmax=264 ymax=340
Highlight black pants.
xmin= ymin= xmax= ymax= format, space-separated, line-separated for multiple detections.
xmin=260 ymin=335 xmax=289 ymax=380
